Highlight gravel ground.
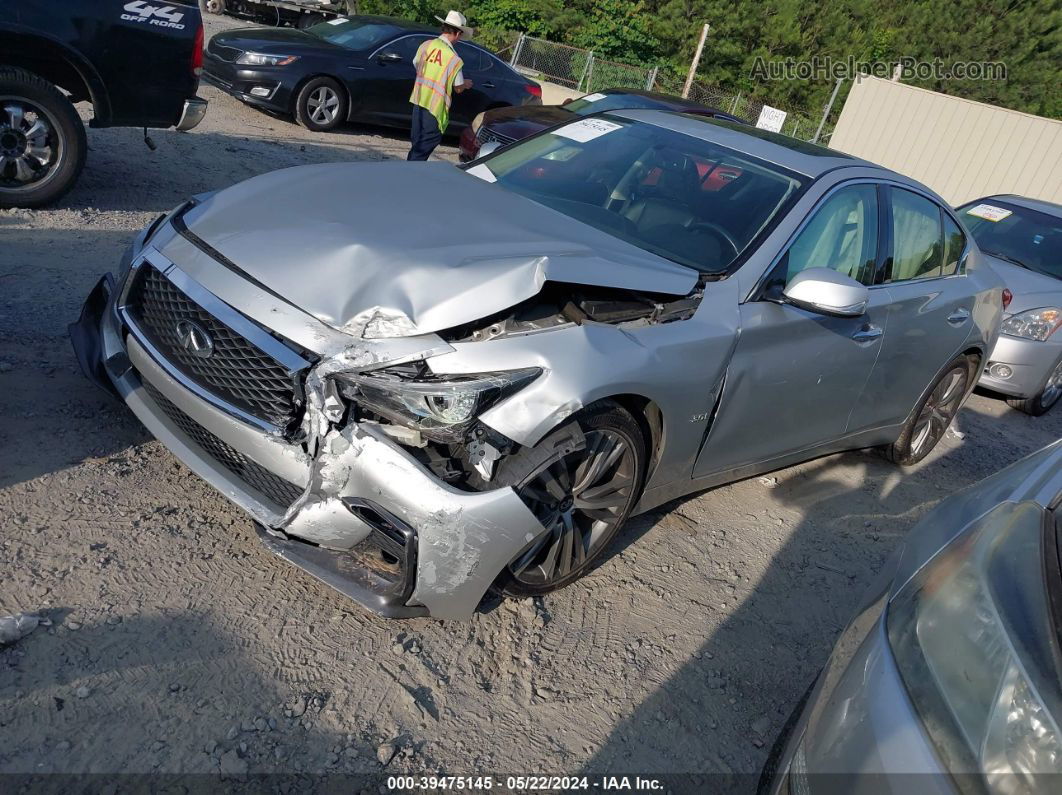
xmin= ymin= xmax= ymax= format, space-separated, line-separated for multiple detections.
xmin=2 ymin=12 xmax=1061 ymax=788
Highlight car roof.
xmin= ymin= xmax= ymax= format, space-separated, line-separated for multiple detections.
xmin=354 ymin=15 xmax=497 ymax=54
xmin=968 ymin=194 xmax=1062 ymax=218
xmin=609 ymin=108 xmax=885 ymax=179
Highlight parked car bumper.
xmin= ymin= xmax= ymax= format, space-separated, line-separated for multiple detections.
xmin=176 ymin=97 xmax=209 ymax=131
xmin=202 ymin=59 xmax=293 ymax=114
xmin=761 ymin=549 xmax=955 ymax=794
xmin=68 ymin=250 xmax=545 ymax=620
xmin=977 ymin=332 xmax=1062 ymax=398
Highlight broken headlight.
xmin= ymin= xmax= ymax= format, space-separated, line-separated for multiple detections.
xmin=334 ymin=367 xmax=541 ymax=442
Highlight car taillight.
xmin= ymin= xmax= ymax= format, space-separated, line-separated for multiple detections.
xmin=1002 ymin=288 xmax=1013 ymax=309
xmin=525 ymin=83 xmax=542 ymax=98
xmin=192 ymin=24 xmax=204 ymax=78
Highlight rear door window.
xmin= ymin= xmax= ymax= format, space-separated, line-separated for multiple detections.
xmin=888 ymin=188 xmax=945 ymax=282
xmin=942 ymin=213 xmax=966 ymax=276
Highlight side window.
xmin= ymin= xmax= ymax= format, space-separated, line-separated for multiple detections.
xmin=455 ymin=43 xmax=491 ymax=72
xmin=779 ymin=185 xmax=879 ymax=288
xmin=941 ymin=213 xmax=966 ymax=276
xmin=888 ymin=188 xmax=944 ymax=282
xmin=380 ymin=35 xmax=430 ymax=63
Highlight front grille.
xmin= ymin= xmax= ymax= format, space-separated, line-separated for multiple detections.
xmin=125 ymin=266 xmax=301 ymax=428
xmin=208 ymin=42 xmax=243 ymax=63
xmin=476 ymin=127 xmax=515 ymax=147
xmin=142 ymin=381 xmax=306 ymax=509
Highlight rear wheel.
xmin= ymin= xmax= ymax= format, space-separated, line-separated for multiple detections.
xmin=883 ymin=355 xmax=974 ymax=465
xmin=1006 ymin=358 xmax=1062 ymax=416
xmin=494 ymin=402 xmax=646 ymax=597
xmin=294 ymin=77 xmax=347 ymax=131
xmin=0 ymin=68 xmax=86 ymax=209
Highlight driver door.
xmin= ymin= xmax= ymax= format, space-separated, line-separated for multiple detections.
xmin=694 ymin=183 xmax=891 ymax=477
xmin=359 ymin=34 xmax=432 ymax=125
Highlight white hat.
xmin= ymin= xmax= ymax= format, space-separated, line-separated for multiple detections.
xmin=435 ymin=10 xmax=473 ymax=37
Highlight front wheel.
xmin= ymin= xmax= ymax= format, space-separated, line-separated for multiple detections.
xmin=883 ymin=355 xmax=974 ymax=465
xmin=494 ymin=402 xmax=646 ymax=598
xmin=0 ymin=67 xmax=87 ymax=209
xmin=294 ymin=77 xmax=347 ymax=132
xmin=1006 ymin=358 xmax=1062 ymax=416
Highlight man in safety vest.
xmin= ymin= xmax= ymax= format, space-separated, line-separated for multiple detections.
xmin=407 ymin=10 xmax=474 ymax=161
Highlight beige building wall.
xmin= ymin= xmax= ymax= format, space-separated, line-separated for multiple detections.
xmin=830 ymin=75 xmax=1062 ymax=206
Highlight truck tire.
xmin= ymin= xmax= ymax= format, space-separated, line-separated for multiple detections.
xmin=0 ymin=67 xmax=87 ymax=209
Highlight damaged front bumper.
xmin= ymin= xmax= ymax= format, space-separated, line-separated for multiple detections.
xmin=68 ymin=257 xmax=545 ymax=620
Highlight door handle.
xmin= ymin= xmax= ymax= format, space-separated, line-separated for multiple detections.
xmin=947 ymin=307 xmax=971 ymax=326
xmin=481 ymin=81 xmax=496 ymax=89
xmin=852 ymin=324 xmax=883 ymax=344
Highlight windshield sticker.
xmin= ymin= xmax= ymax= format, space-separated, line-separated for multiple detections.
xmin=580 ymin=92 xmax=607 ymax=103
xmin=465 ymin=163 xmax=496 ymax=183
xmin=327 ymin=17 xmax=347 ymax=24
xmin=966 ymin=203 xmax=1013 ymax=222
xmin=554 ymin=118 xmax=623 ymax=143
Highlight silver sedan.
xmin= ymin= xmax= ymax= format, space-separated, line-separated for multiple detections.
xmin=761 ymin=440 xmax=1062 ymax=793
xmin=70 ymin=110 xmax=1004 ymax=619
xmin=959 ymin=196 xmax=1062 ymax=415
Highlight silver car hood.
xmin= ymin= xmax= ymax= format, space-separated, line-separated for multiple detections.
xmin=984 ymin=255 xmax=1062 ymax=314
xmin=177 ymin=162 xmax=699 ymax=337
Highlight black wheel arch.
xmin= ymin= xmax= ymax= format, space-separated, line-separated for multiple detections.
xmin=0 ymin=30 xmax=111 ymax=124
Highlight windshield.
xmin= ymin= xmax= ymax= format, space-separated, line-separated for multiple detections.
xmin=565 ymin=93 xmax=671 ymax=115
xmin=476 ymin=116 xmax=805 ymax=274
xmin=958 ymin=199 xmax=1062 ymax=280
xmin=305 ymin=18 xmax=402 ymax=51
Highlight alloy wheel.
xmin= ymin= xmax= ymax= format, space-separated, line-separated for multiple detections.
xmin=306 ymin=87 xmax=340 ymax=126
xmin=910 ymin=365 xmax=968 ymax=457
xmin=1041 ymin=359 xmax=1062 ymax=409
xmin=0 ymin=99 xmax=59 ymax=193
xmin=509 ymin=429 xmax=638 ymax=587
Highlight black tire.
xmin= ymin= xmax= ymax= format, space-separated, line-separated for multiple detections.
xmin=294 ymin=77 xmax=347 ymax=132
xmin=883 ymin=355 xmax=976 ymax=465
xmin=493 ymin=401 xmax=647 ymax=598
xmin=1005 ymin=358 xmax=1062 ymax=416
xmin=0 ymin=67 xmax=87 ymax=209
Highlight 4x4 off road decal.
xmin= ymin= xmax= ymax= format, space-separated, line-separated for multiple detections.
xmin=121 ymin=1 xmax=186 ymax=30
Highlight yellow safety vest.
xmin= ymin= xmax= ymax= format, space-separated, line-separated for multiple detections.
xmin=409 ymin=37 xmax=463 ymax=133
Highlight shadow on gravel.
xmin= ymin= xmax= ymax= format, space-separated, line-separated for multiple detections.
xmin=62 ymin=128 xmax=400 ymax=213
xmin=578 ymin=401 xmax=1054 ymax=785
xmin=0 ymin=612 xmax=420 ymax=779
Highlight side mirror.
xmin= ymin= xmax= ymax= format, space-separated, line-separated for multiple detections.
xmin=782 ymin=268 xmax=868 ymax=317
xmin=378 ymin=51 xmax=403 ymax=64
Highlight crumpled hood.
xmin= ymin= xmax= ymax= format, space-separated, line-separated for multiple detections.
xmin=173 ymin=162 xmax=698 ymax=337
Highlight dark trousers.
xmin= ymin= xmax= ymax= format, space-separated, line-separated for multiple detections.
xmin=408 ymin=105 xmax=442 ymax=161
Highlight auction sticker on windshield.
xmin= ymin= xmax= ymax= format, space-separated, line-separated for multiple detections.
xmin=966 ymin=203 xmax=1013 ymax=222
xmin=555 ymin=118 xmax=622 ymax=143
xmin=580 ymin=92 xmax=607 ymax=102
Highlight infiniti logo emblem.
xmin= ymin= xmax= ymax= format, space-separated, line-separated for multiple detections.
xmin=174 ymin=319 xmax=214 ymax=358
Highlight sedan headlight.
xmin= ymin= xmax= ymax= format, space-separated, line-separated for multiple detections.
xmin=887 ymin=501 xmax=1062 ymax=791
xmin=1001 ymin=308 xmax=1062 ymax=341
xmin=334 ymin=367 xmax=541 ymax=442
xmin=236 ymin=52 xmax=299 ymax=66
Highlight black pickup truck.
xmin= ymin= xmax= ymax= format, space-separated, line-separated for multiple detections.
xmin=0 ymin=0 xmax=208 ymax=208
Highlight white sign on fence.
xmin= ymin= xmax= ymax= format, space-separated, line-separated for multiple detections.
xmin=756 ymin=105 xmax=787 ymax=133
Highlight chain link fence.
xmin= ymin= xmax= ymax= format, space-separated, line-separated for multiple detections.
xmin=508 ymin=33 xmax=831 ymax=142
